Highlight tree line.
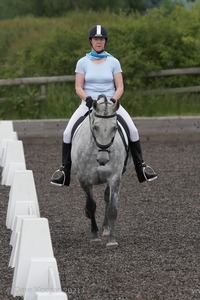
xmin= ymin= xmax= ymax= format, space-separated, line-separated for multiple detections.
xmin=0 ymin=0 xmax=195 ymax=19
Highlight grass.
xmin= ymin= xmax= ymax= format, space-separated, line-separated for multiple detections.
xmin=0 ymin=11 xmax=200 ymax=120
xmin=0 ymin=84 xmax=199 ymax=120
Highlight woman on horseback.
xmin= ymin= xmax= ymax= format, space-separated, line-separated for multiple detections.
xmin=51 ymin=25 xmax=157 ymax=186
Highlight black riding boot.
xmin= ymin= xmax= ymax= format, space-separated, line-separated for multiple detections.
xmin=50 ymin=142 xmax=71 ymax=186
xmin=130 ymin=140 xmax=157 ymax=183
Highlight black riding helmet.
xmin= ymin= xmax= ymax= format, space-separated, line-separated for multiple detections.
xmin=88 ymin=25 xmax=108 ymax=40
xmin=88 ymin=25 xmax=108 ymax=53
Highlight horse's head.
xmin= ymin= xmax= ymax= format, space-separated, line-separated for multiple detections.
xmin=91 ymin=95 xmax=119 ymax=166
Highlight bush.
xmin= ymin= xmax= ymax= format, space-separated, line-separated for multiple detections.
xmin=0 ymin=6 xmax=200 ymax=119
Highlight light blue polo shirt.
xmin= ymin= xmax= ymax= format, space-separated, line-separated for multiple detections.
xmin=75 ymin=56 xmax=122 ymax=99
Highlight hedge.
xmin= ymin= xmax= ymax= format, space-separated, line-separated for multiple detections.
xmin=0 ymin=5 xmax=200 ymax=118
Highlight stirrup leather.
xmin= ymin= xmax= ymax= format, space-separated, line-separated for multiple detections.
xmin=50 ymin=169 xmax=66 ymax=186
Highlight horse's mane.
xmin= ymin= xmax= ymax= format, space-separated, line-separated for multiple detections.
xmin=103 ymin=97 xmax=109 ymax=115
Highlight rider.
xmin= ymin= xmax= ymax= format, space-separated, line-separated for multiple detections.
xmin=51 ymin=25 xmax=157 ymax=186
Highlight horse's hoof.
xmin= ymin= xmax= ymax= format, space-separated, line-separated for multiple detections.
xmin=102 ymin=229 xmax=110 ymax=237
xmin=106 ymin=241 xmax=118 ymax=248
xmin=90 ymin=238 xmax=102 ymax=245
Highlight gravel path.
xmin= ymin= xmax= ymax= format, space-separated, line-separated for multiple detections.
xmin=0 ymin=136 xmax=200 ymax=300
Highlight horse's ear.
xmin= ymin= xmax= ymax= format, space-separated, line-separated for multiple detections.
xmin=93 ymin=100 xmax=97 ymax=110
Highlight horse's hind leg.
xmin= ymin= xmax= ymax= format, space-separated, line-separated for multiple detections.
xmin=81 ymin=182 xmax=100 ymax=241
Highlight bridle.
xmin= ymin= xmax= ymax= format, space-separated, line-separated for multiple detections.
xmin=89 ymin=111 xmax=118 ymax=152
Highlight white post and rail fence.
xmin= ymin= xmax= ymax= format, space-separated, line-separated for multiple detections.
xmin=1 ymin=67 xmax=200 ymax=101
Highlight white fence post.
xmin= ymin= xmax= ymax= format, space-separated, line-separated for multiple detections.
xmin=24 ymin=257 xmax=62 ymax=300
xmin=10 ymin=214 xmax=37 ymax=247
xmin=34 ymin=292 xmax=68 ymax=300
xmin=0 ymin=121 xmax=18 ymax=166
xmin=0 ymin=120 xmax=17 ymax=140
xmin=1 ymin=140 xmax=26 ymax=186
xmin=6 ymin=170 xmax=40 ymax=229
xmin=0 ymin=138 xmax=17 ymax=167
xmin=9 ymin=215 xmax=37 ymax=268
xmin=11 ymin=218 xmax=54 ymax=297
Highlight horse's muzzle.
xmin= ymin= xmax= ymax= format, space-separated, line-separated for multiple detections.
xmin=97 ymin=149 xmax=110 ymax=166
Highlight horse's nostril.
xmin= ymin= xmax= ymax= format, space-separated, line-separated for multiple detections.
xmin=99 ymin=161 xmax=105 ymax=166
xmin=97 ymin=158 xmax=107 ymax=166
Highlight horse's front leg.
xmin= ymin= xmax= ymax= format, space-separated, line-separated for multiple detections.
xmin=80 ymin=180 xmax=100 ymax=241
xmin=102 ymin=185 xmax=110 ymax=237
xmin=105 ymin=180 xmax=120 ymax=247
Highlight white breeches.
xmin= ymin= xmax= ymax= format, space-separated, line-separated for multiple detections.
xmin=63 ymin=100 xmax=139 ymax=143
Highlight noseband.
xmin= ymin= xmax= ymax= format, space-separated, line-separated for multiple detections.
xmin=90 ymin=112 xmax=118 ymax=151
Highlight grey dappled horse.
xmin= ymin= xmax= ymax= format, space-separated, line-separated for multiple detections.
xmin=71 ymin=95 xmax=131 ymax=247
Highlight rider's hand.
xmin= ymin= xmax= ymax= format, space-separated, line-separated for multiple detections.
xmin=110 ymin=98 xmax=117 ymax=103
xmin=85 ymin=96 xmax=93 ymax=109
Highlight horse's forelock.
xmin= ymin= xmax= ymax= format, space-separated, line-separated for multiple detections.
xmin=95 ymin=95 xmax=117 ymax=116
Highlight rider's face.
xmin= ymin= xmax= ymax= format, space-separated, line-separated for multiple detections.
xmin=91 ymin=37 xmax=106 ymax=52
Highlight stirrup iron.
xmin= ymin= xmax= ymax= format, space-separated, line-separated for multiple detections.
xmin=142 ymin=165 xmax=157 ymax=182
xmin=50 ymin=169 xmax=66 ymax=186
